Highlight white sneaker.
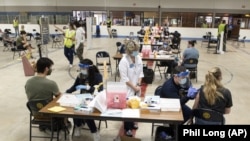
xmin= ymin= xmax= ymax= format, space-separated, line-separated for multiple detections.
xmin=69 ymin=64 xmax=73 ymax=68
xmin=92 ymin=132 xmax=100 ymax=141
xmin=74 ymin=126 xmax=81 ymax=137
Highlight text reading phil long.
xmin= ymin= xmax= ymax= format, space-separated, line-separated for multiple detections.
xmin=183 ymin=128 xmax=247 ymax=139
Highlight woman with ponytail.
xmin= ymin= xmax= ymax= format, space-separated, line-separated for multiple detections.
xmin=192 ymin=67 xmax=233 ymax=124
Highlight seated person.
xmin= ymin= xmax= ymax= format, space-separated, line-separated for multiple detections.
xmin=25 ymin=57 xmax=64 ymax=131
xmin=157 ymin=46 xmax=178 ymax=78
xmin=192 ymin=67 xmax=233 ymax=124
xmin=66 ymin=58 xmax=101 ymax=141
xmin=159 ymin=66 xmax=198 ymax=123
xmin=116 ymin=41 xmax=126 ymax=54
xmin=2 ymin=29 xmax=14 ymax=47
xmin=20 ymin=25 xmax=33 ymax=41
xmin=16 ymin=31 xmax=34 ymax=55
xmin=181 ymin=40 xmax=199 ymax=68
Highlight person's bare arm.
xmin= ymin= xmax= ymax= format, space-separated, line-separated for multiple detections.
xmin=224 ymin=107 xmax=231 ymax=114
xmin=54 ymin=25 xmax=65 ymax=33
xmin=192 ymin=92 xmax=200 ymax=109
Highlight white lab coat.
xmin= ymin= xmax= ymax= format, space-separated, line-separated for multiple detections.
xmin=118 ymin=54 xmax=144 ymax=97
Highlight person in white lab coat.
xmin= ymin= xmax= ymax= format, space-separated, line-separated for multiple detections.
xmin=118 ymin=40 xmax=144 ymax=137
xmin=118 ymin=40 xmax=144 ymax=97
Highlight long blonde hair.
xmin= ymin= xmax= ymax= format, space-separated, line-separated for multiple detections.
xmin=203 ymin=67 xmax=224 ymax=105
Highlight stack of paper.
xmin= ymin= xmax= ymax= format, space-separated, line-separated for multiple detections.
xmin=160 ymin=98 xmax=181 ymax=112
xmin=89 ymin=91 xmax=107 ymax=113
xmin=57 ymin=94 xmax=82 ymax=107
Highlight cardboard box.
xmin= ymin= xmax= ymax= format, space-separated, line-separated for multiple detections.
xmin=120 ymin=136 xmax=141 ymax=141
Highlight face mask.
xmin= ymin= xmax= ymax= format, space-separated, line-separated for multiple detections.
xmin=47 ymin=68 xmax=52 ymax=75
xmin=179 ymin=77 xmax=187 ymax=85
xmin=81 ymin=69 xmax=88 ymax=75
xmin=132 ymin=51 xmax=139 ymax=56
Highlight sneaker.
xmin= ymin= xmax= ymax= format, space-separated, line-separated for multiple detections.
xmin=92 ymin=132 xmax=100 ymax=141
xmin=125 ymin=130 xmax=133 ymax=137
xmin=73 ymin=126 xmax=81 ymax=137
xmin=39 ymin=125 xmax=47 ymax=131
xmin=69 ymin=64 xmax=73 ymax=68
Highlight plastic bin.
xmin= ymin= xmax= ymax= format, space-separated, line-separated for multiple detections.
xmin=106 ymin=82 xmax=127 ymax=109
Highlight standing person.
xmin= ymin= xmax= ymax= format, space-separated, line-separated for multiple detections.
xmin=74 ymin=21 xmax=85 ymax=62
xmin=218 ymin=20 xmax=227 ymax=52
xmin=25 ymin=57 xmax=63 ymax=131
xmin=202 ymin=20 xmax=208 ymax=28
xmin=106 ymin=16 xmax=112 ymax=38
xmin=192 ymin=67 xmax=233 ymax=124
xmin=117 ymin=40 xmax=144 ymax=138
xmin=66 ymin=58 xmax=102 ymax=141
xmin=159 ymin=66 xmax=198 ymax=123
xmin=13 ymin=17 xmax=19 ymax=37
xmin=55 ymin=22 xmax=76 ymax=68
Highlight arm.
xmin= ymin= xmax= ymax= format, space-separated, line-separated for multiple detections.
xmin=119 ymin=58 xmax=140 ymax=93
xmin=89 ymin=73 xmax=103 ymax=94
xmin=65 ymin=77 xmax=80 ymax=93
xmin=224 ymin=108 xmax=231 ymax=114
xmin=75 ymin=29 xmax=81 ymax=49
xmin=54 ymin=25 xmax=65 ymax=33
xmin=192 ymin=92 xmax=200 ymax=109
xmin=224 ymin=88 xmax=233 ymax=114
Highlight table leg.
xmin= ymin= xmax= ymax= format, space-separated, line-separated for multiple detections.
xmin=175 ymin=124 xmax=178 ymax=141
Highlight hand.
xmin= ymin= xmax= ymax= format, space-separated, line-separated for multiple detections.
xmin=187 ymin=87 xmax=198 ymax=99
xmin=135 ymin=85 xmax=141 ymax=93
xmin=76 ymin=85 xmax=90 ymax=90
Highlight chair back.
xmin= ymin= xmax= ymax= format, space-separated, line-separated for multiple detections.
xmin=96 ymin=51 xmax=110 ymax=58
xmin=192 ymin=108 xmax=225 ymax=125
xmin=154 ymin=85 xmax=162 ymax=96
xmin=183 ymin=58 xmax=198 ymax=69
xmin=26 ymin=99 xmax=49 ymax=117
xmin=96 ymin=51 xmax=112 ymax=74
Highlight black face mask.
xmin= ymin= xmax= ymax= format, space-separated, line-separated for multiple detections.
xmin=47 ymin=68 xmax=52 ymax=75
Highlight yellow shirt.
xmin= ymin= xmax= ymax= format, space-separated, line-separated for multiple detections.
xmin=13 ymin=20 xmax=19 ymax=27
xmin=64 ymin=29 xmax=76 ymax=48
xmin=218 ymin=23 xmax=226 ymax=36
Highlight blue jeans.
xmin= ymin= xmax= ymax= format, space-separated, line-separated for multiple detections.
xmin=14 ymin=26 xmax=19 ymax=37
xmin=73 ymin=118 xmax=97 ymax=133
xmin=64 ymin=45 xmax=74 ymax=65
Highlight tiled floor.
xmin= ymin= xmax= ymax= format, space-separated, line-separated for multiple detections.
xmin=0 ymin=37 xmax=249 ymax=141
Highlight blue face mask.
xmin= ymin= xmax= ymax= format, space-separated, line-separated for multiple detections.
xmin=132 ymin=51 xmax=139 ymax=56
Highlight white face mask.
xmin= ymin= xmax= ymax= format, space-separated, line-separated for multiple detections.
xmin=179 ymin=77 xmax=187 ymax=85
xmin=80 ymin=69 xmax=88 ymax=75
